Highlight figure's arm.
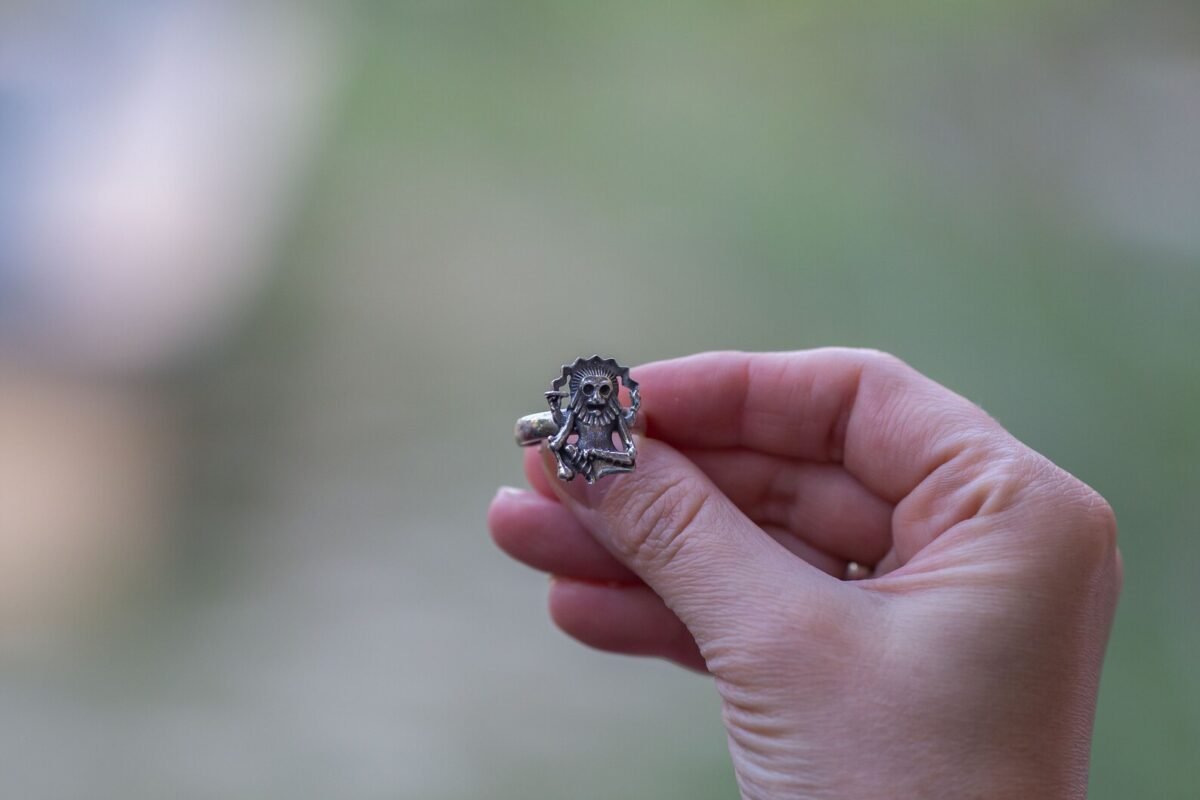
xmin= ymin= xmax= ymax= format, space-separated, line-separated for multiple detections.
xmin=617 ymin=414 xmax=636 ymax=460
xmin=623 ymin=385 xmax=640 ymax=427
xmin=548 ymin=409 xmax=574 ymax=450
xmin=546 ymin=391 xmax=566 ymax=426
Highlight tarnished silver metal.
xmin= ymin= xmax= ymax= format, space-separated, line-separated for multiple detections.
xmin=514 ymin=412 xmax=560 ymax=447
xmin=513 ymin=355 xmax=640 ymax=483
xmin=844 ymin=562 xmax=873 ymax=581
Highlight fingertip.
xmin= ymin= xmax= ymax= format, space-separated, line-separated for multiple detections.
xmin=487 ymin=484 xmax=532 ymax=524
xmin=523 ymin=447 xmax=558 ymax=499
xmin=492 ymin=485 xmax=530 ymax=504
xmin=487 ymin=486 xmax=547 ymax=548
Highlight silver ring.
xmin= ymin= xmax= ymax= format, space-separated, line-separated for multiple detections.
xmin=844 ymin=562 xmax=873 ymax=581
xmin=513 ymin=355 xmax=640 ymax=484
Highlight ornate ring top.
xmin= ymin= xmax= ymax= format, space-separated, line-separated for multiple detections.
xmin=542 ymin=355 xmax=639 ymax=484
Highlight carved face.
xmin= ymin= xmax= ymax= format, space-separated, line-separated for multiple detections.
xmin=579 ymin=375 xmax=615 ymax=408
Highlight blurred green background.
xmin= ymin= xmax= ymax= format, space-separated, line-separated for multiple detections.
xmin=2 ymin=1 xmax=1197 ymax=797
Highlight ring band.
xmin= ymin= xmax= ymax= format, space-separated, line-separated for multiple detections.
xmin=514 ymin=412 xmax=561 ymax=447
xmin=844 ymin=562 xmax=873 ymax=581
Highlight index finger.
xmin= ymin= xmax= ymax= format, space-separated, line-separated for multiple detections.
xmin=634 ymin=348 xmax=1008 ymax=503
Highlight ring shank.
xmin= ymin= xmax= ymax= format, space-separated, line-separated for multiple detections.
xmin=514 ymin=412 xmax=560 ymax=446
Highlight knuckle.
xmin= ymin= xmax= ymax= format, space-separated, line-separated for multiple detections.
xmin=932 ymin=442 xmax=1120 ymax=580
xmin=1074 ymin=485 xmax=1119 ymax=555
xmin=1021 ymin=458 xmax=1119 ymax=567
xmin=1104 ymin=547 xmax=1123 ymax=596
xmin=609 ymin=476 xmax=711 ymax=567
xmin=967 ymin=439 xmax=1030 ymax=506
xmin=847 ymin=347 xmax=909 ymax=374
xmin=1059 ymin=487 xmax=1120 ymax=581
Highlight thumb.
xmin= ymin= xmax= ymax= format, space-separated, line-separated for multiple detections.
xmin=540 ymin=437 xmax=826 ymax=643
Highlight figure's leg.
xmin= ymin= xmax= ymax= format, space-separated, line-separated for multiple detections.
xmin=590 ymin=461 xmax=635 ymax=481
xmin=577 ymin=449 xmax=595 ymax=483
xmin=552 ymin=444 xmax=577 ymax=480
xmin=589 ymin=448 xmax=633 ymax=466
xmin=584 ymin=448 xmax=635 ymax=481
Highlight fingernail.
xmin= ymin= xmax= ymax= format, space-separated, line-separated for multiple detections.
xmin=493 ymin=485 xmax=526 ymax=501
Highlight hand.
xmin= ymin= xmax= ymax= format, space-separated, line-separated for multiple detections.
xmin=488 ymin=349 xmax=1121 ymax=799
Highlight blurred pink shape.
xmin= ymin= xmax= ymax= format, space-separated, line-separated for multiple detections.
xmin=4 ymin=2 xmax=337 ymax=372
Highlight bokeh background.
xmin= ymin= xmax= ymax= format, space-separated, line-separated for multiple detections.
xmin=1 ymin=1 xmax=1197 ymax=797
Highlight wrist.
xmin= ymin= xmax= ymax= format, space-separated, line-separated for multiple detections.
xmin=723 ymin=695 xmax=1097 ymax=800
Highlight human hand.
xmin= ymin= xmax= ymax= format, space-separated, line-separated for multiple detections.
xmin=488 ymin=350 xmax=1121 ymax=799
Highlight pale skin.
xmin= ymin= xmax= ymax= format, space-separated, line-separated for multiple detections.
xmin=488 ymin=349 xmax=1122 ymax=799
